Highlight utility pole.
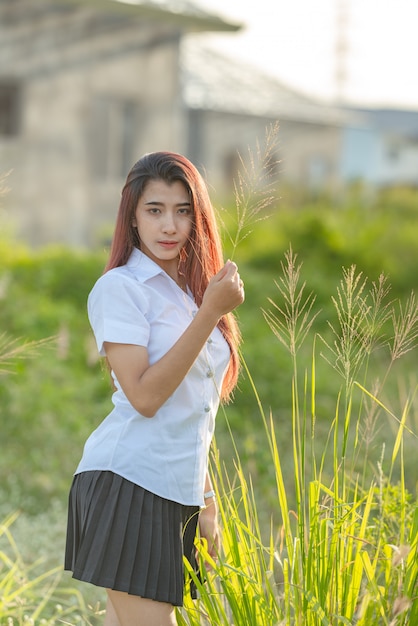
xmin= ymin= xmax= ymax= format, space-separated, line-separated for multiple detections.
xmin=335 ymin=0 xmax=349 ymax=103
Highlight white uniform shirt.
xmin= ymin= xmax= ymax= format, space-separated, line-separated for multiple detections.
xmin=75 ymin=248 xmax=230 ymax=506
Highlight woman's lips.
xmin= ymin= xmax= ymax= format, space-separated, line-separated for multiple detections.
xmin=158 ymin=241 xmax=178 ymax=249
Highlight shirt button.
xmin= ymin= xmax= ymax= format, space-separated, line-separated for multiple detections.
xmin=207 ymin=337 xmax=213 ymax=344
xmin=204 ymin=405 xmax=211 ymax=413
xmin=206 ymin=369 xmax=213 ymax=378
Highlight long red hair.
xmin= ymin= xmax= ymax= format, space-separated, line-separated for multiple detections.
xmin=105 ymin=151 xmax=241 ymax=401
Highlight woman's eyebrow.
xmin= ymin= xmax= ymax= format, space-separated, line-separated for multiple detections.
xmin=144 ymin=200 xmax=191 ymax=206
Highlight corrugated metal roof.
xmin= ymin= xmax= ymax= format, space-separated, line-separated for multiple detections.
xmin=55 ymin=0 xmax=241 ymax=32
xmin=182 ymin=39 xmax=349 ymax=126
xmin=114 ymin=0 xmax=224 ymax=19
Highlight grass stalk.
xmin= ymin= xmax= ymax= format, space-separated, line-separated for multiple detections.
xmin=179 ymin=250 xmax=418 ymax=625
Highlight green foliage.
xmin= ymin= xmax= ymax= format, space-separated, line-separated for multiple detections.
xmin=0 ymin=512 xmax=102 ymax=625
xmin=223 ymin=185 xmax=418 ymax=301
xmin=0 ymin=245 xmax=109 ymax=512
xmin=0 ymin=186 xmax=417 ymax=623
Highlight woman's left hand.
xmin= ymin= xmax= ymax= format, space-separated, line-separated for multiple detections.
xmin=198 ymin=502 xmax=220 ymax=567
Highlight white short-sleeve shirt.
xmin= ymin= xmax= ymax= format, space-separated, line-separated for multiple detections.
xmin=75 ymin=248 xmax=230 ymax=506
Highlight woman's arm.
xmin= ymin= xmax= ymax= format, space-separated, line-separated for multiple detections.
xmin=104 ymin=261 xmax=243 ymax=417
xmin=199 ymin=472 xmax=220 ymax=562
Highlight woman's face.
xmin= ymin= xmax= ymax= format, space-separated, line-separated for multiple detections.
xmin=133 ymin=179 xmax=193 ymax=271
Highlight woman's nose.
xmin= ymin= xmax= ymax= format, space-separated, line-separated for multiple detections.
xmin=162 ymin=213 xmax=176 ymax=233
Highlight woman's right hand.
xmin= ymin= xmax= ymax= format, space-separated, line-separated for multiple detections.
xmin=201 ymin=260 xmax=245 ymax=318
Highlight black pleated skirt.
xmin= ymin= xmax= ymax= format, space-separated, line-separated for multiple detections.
xmin=64 ymin=471 xmax=200 ymax=607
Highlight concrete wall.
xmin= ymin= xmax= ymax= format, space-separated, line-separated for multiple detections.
xmin=187 ymin=109 xmax=342 ymax=197
xmin=0 ymin=2 xmax=186 ymax=246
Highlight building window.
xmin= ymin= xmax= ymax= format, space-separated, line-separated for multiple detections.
xmin=0 ymin=81 xmax=21 ymax=136
xmin=88 ymin=96 xmax=138 ymax=180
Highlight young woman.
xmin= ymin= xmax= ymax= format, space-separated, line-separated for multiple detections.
xmin=65 ymin=151 xmax=244 ymax=626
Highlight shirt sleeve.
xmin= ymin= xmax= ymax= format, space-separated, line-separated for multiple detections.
xmin=87 ymin=271 xmax=150 ymax=356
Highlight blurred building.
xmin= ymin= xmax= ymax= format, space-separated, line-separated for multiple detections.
xmin=182 ymin=40 xmax=347 ymax=195
xmin=0 ymin=0 xmax=353 ymax=246
xmin=341 ymin=108 xmax=418 ymax=188
xmin=0 ymin=0 xmax=241 ymax=245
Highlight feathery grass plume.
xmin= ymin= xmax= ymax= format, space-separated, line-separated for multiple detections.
xmin=319 ymin=266 xmax=371 ymax=395
xmin=262 ymin=246 xmax=319 ymax=359
xmin=389 ymin=291 xmax=418 ymax=361
xmin=260 ymin=247 xmax=319 ymax=589
xmin=0 ymin=333 xmax=54 ymax=375
xmin=320 ymin=269 xmax=417 ymax=397
xmin=319 ymin=267 xmax=418 ymax=488
xmin=360 ymin=272 xmax=392 ymax=356
xmin=346 ymin=275 xmax=391 ymax=462
xmin=221 ymin=122 xmax=280 ymax=260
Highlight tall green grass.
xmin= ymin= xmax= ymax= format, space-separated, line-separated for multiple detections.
xmin=0 ymin=250 xmax=418 ymax=626
xmin=1 ymin=251 xmax=416 ymax=624
xmin=0 ymin=330 xmax=103 ymax=626
xmin=1 ymin=150 xmax=417 ymax=623
xmin=177 ymin=249 xmax=417 ymax=626
xmin=0 ymin=512 xmax=103 ymax=626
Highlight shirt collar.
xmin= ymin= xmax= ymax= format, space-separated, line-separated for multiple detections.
xmin=126 ymin=247 xmax=165 ymax=283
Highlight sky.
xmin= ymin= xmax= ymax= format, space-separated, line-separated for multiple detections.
xmin=195 ymin=0 xmax=418 ymax=109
